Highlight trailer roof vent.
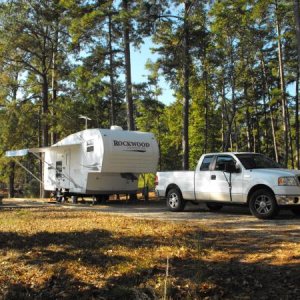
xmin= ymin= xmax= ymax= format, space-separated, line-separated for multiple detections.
xmin=110 ymin=125 xmax=123 ymax=131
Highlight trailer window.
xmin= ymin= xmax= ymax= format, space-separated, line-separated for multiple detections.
xmin=200 ymin=155 xmax=213 ymax=171
xmin=56 ymin=161 xmax=62 ymax=178
xmin=86 ymin=140 xmax=94 ymax=152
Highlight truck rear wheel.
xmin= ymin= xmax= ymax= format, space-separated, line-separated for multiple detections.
xmin=249 ymin=189 xmax=278 ymax=219
xmin=166 ymin=188 xmax=186 ymax=212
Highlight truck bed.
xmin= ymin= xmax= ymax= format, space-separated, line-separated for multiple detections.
xmin=156 ymin=171 xmax=195 ymax=200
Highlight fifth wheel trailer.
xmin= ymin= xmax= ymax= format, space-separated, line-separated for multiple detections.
xmin=6 ymin=126 xmax=159 ymax=200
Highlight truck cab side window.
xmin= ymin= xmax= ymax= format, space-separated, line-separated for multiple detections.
xmin=200 ymin=155 xmax=213 ymax=171
xmin=215 ymin=155 xmax=235 ymax=171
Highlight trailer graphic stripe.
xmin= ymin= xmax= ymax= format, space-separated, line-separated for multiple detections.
xmin=123 ymin=150 xmax=146 ymax=153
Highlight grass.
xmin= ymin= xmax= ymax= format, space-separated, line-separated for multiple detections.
xmin=0 ymin=207 xmax=300 ymax=299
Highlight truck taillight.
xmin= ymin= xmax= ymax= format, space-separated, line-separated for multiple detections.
xmin=155 ymin=175 xmax=158 ymax=186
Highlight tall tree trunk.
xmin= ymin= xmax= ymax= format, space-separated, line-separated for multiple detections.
xmin=38 ymin=106 xmax=43 ymax=198
xmin=122 ymin=0 xmax=134 ymax=130
xmin=250 ymin=76 xmax=261 ymax=153
xmin=41 ymin=47 xmax=49 ymax=198
xmin=51 ymin=20 xmax=59 ymax=145
xmin=221 ymin=105 xmax=225 ymax=151
xmin=222 ymin=83 xmax=234 ymax=151
xmin=182 ymin=0 xmax=191 ymax=170
xmin=244 ymin=85 xmax=252 ymax=151
xmin=230 ymin=133 xmax=233 ymax=150
xmin=276 ymin=0 xmax=289 ymax=166
xmin=262 ymin=88 xmax=269 ymax=153
xmin=287 ymin=105 xmax=295 ymax=168
xmin=221 ymin=79 xmax=226 ymax=151
xmin=253 ymin=94 xmax=261 ymax=153
xmin=260 ymin=53 xmax=279 ymax=162
xmin=42 ymin=30 xmax=49 ymax=148
xmin=41 ymin=75 xmax=48 ymax=199
xmin=8 ymin=71 xmax=18 ymax=198
xmin=246 ymin=106 xmax=252 ymax=151
xmin=42 ymin=74 xmax=49 ymax=147
xmin=223 ymin=40 xmax=236 ymax=152
xmin=296 ymin=70 xmax=300 ymax=168
xmin=224 ymin=118 xmax=234 ymax=151
xmin=235 ymin=120 xmax=239 ymax=151
xmin=204 ymin=70 xmax=208 ymax=153
xmin=108 ymin=13 xmax=116 ymax=126
xmin=8 ymin=156 xmax=15 ymax=198
xmin=294 ymin=0 xmax=300 ymax=168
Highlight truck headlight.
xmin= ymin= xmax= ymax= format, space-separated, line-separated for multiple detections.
xmin=278 ymin=176 xmax=298 ymax=186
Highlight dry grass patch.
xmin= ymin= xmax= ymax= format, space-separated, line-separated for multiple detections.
xmin=0 ymin=207 xmax=299 ymax=299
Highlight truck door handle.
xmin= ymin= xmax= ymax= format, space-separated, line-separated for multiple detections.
xmin=211 ymin=175 xmax=216 ymax=180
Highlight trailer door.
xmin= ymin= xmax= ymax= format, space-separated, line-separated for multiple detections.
xmin=55 ymin=151 xmax=70 ymax=189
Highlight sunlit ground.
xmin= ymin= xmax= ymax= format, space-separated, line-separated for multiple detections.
xmin=0 ymin=208 xmax=299 ymax=299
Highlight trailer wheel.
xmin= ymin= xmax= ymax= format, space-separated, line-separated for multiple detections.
xmin=166 ymin=188 xmax=186 ymax=212
xmin=95 ymin=195 xmax=109 ymax=204
xmin=249 ymin=189 xmax=278 ymax=219
xmin=56 ymin=196 xmax=63 ymax=203
xmin=206 ymin=203 xmax=223 ymax=211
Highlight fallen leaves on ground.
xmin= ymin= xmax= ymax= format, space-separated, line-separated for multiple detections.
xmin=0 ymin=207 xmax=299 ymax=299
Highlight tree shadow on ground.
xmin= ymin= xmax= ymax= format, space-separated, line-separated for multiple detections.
xmin=0 ymin=229 xmax=172 ymax=253
xmin=167 ymin=256 xmax=300 ymax=299
xmin=1 ymin=267 xmax=159 ymax=300
xmin=2 ymin=268 xmax=107 ymax=300
xmin=1 ymin=209 xmax=300 ymax=299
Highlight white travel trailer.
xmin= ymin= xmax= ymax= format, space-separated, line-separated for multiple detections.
xmin=6 ymin=126 xmax=159 ymax=201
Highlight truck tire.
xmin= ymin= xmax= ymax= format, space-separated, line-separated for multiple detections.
xmin=166 ymin=188 xmax=186 ymax=212
xmin=249 ymin=189 xmax=279 ymax=219
xmin=206 ymin=203 xmax=223 ymax=211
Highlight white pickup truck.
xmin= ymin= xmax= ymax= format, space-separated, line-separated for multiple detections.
xmin=155 ymin=152 xmax=300 ymax=219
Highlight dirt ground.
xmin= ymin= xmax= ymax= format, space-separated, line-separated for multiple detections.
xmin=1 ymin=198 xmax=300 ymax=299
xmin=2 ymin=197 xmax=300 ymax=233
xmin=2 ymin=197 xmax=300 ymax=252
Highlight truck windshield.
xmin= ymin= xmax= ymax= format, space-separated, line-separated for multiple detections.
xmin=236 ymin=154 xmax=282 ymax=169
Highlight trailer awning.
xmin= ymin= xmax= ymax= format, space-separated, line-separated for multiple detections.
xmin=30 ymin=143 xmax=81 ymax=153
xmin=5 ymin=149 xmax=29 ymax=157
xmin=6 ymin=143 xmax=81 ymax=157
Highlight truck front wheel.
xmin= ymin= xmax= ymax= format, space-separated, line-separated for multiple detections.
xmin=249 ymin=189 xmax=279 ymax=219
xmin=166 ymin=188 xmax=186 ymax=212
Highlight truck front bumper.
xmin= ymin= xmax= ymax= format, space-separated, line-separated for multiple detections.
xmin=276 ymin=195 xmax=300 ymax=205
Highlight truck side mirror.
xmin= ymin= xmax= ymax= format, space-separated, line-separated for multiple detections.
xmin=225 ymin=163 xmax=239 ymax=173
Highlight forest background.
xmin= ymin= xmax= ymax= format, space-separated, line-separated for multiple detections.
xmin=1 ymin=0 xmax=300 ymax=197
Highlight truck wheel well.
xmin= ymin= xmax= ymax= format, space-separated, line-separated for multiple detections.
xmin=247 ymin=185 xmax=275 ymax=204
xmin=166 ymin=184 xmax=181 ymax=198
